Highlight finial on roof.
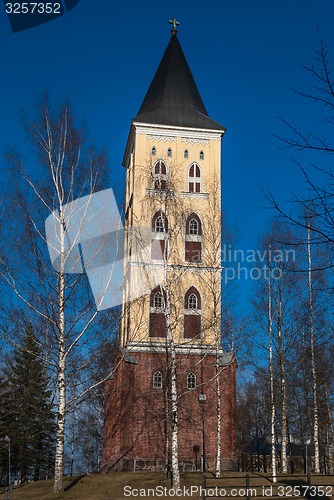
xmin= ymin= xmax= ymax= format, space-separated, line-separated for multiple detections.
xmin=169 ymin=17 xmax=180 ymax=35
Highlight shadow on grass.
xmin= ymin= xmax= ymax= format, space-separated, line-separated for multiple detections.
xmin=64 ymin=474 xmax=86 ymax=492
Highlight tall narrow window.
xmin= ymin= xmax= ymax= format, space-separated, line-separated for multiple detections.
xmin=153 ymin=160 xmax=167 ymax=191
xmin=151 ymin=211 xmax=168 ymax=260
xmin=188 ymin=293 xmax=198 ymax=309
xmin=154 ymin=291 xmax=164 ymax=308
xmin=184 ymin=149 xmax=189 ymax=159
xmin=151 ymin=146 xmax=157 ymax=156
xmin=199 ymin=150 xmax=204 ymax=160
xmin=188 ymin=163 xmax=202 ymax=193
xmin=167 ymin=148 xmax=172 ymax=157
xmin=149 ymin=286 xmax=167 ymax=338
xmin=189 ymin=219 xmax=198 ymax=235
xmin=153 ymin=371 xmax=163 ymax=388
xmin=155 ymin=216 xmax=164 ymax=233
xmin=184 ymin=286 xmax=202 ymax=339
xmin=187 ymin=372 xmax=196 ymax=389
xmin=185 ymin=213 xmax=202 ymax=263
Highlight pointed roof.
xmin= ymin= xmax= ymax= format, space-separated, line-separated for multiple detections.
xmin=133 ymin=33 xmax=225 ymax=131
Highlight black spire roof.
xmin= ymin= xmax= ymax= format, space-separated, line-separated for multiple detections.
xmin=133 ymin=33 xmax=225 ymax=131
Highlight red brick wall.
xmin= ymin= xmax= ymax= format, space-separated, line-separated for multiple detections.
xmin=103 ymin=349 xmax=237 ymax=471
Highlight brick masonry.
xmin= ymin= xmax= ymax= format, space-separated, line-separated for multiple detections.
xmin=102 ymin=348 xmax=237 ymax=472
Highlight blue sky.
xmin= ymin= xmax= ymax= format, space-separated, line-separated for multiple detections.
xmin=1 ymin=0 xmax=333 ymax=297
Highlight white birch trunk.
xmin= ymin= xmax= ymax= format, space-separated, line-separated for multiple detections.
xmin=215 ymin=353 xmax=221 ymax=478
xmin=277 ymin=297 xmax=287 ymax=473
xmin=161 ymin=199 xmax=180 ymax=490
xmin=169 ymin=337 xmax=180 ymax=490
xmin=307 ymin=225 xmax=320 ymax=473
xmin=214 ymin=287 xmax=221 ymax=478
xmin=53 ymin=211 xmax=66 ymax=494
xmin=164 ymin=364 xmax=170 ymax=476
xmin=164 ymin=275 xmax=180 ymax=489
xmin=268 ymin=271 xmax=277 ymax=483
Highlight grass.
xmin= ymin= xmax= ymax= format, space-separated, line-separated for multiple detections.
xmin=1 ymin=471 xmax=334 ymax=500
xmin=0 ymin=472 xmax=203 ymax=500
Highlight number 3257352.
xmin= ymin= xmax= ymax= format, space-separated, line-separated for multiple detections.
xmin=6 ymin=3 xmax=61 ymax=14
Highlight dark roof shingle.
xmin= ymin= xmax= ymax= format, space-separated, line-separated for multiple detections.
xmin=133 ymin=34 xmax=225 ymax=131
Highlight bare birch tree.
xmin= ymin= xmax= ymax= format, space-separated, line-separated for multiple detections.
xmin=1 ymin=95 xmax=114 ymax=493
xmin=252 ymin=220 xmax=301 ymax=474
xmin=306 ymin=220 xmax=320 ymax=473
xmin=267 ymin=259 xmax=277 ymax=482
xmin=266 ymin=35 xmax=334 ymax=246
xmin=135 ymin=156 xmax=186 ymax=489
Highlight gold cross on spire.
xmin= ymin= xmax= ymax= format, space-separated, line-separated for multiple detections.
xmin=169 ymin=17 xmax=180 ymax=35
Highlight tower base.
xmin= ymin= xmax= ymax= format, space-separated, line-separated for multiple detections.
xmin=102 ymin=343 xmax=237 ymax=472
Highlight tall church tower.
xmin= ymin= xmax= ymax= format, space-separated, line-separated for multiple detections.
xmin=103 ymin=20 xmax=237 ymax=472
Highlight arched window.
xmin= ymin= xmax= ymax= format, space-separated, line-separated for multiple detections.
xmin=184 ymin=287 xmax=202 ymax=339
xmin=187 ymin=372 xmax=196 ymax=389
xmin=155 ymin=216 xmax=164 ymax=233
xmin=188 ymin=163 xmax=202 ymax=193
xmin=149 ymin=286 xmax=167 ymax=338
xmin=199 ymin=150 xmax=204 ymax=160
xmin=184 ymin=287 xmax=201 ymax=310
xmin=151 ymin=146 xmax=157 ymax=156
xmin=151 ymin=211 xmax=168 ymax=260
xmin=153 ymin=371 xmax=163 ymax=389
xmin=184 ymin=149 xmax=189 ymax=159
xmin=189 ymin=219 xmax=198 ymax=235
xmin=152 ymin=211 xmax=168 ymax=233
xmin=153 ymin=160 xmax=167 ymax=191
xmin=188 ymin=293 xmax=198 ymax=309
xmin=185 ymin=213 xmax=202 ymax=263
xmin=167 ymin=148 xmax=172 ymax=157
xmin=154 ymin=291 xmax=164 ymax=308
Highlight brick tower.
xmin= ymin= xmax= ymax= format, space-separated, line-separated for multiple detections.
xmin=103 ymin=20 xmax=237 ymax=472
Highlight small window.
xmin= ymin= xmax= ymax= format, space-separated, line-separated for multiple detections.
xmin=153 ymin=371 xmax=163 ymax=389
xmin=184 ymin=149 xmax=189 ymax=159
xmin=155 ymin=216 xmax=164 ymax=233
xmin=189 ymin=219 xmax=198 ymax=235
xmin=154 ymin=291 xmax=164 ymax=308
xmin=152 ymin=211 xmax=168 ymax=233
xmin=152 ymin=146 xmax=157 ymax=156
xmin=187 ymin=372 xmax=196 ymax=389
xmin=188 ymin=293 xmax=198 ymax=309
xmin=184 ymin=287 xmax=202 ymax=310
xmin=167 ymin=148 xmax=172 ymax=158
xmin=199 ymin=150 xmax=204 ymax=160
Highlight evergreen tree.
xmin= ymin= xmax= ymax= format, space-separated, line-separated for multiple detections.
xmin=0 ymin=368 xmax=12 ymax=486
xmin=0 ymin=325 xmax=55 ymax=482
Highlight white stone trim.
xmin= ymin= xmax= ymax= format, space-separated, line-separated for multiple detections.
xmin=181 ymin=138 xmax=209 ymax=146
xmin=147 ymin=135 xmax=176 ymax=142
xmin=126 ymin=341 xmax=224 ymax=356
xmin=185 ymin=234 xmax=201 ymax=242
xmin=151 ymin=231 xmax=167 ymax=241
xmin=133 ymin=122 xmax=224 ymax=141
xmin=181 ymin=191 xmax=209 ymax=199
